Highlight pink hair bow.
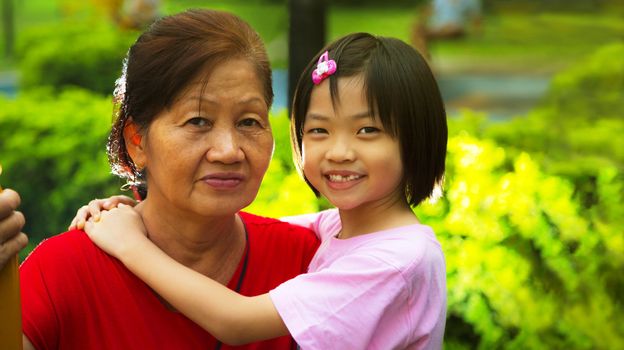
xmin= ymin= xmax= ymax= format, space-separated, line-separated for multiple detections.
xmin=312 ymin=51 xmax=337 ymax=85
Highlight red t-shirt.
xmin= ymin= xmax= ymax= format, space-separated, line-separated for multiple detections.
xmin=20 ymin=212 xmax=319 ymax=350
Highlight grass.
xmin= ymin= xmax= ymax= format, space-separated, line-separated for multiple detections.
xmin=1 ymin=0 xmax=623 ymax=73
xmin=328 ymin=5 xmax=624 ymax=74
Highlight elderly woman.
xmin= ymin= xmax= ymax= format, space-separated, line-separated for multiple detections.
xmin=19 ymin=9 xmax=319 ymax=350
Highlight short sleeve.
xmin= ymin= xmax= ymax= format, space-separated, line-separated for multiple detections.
xmin=20 ymin=241 xmax=60 ymax=350
xmin=281 ymin=209 xmax=341 ymax=242
xmin=280 ymin=212 xmax=322 ymax=233
xmin=269 ymin=253 xmax=411 ymax=349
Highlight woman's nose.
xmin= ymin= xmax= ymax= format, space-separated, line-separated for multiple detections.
xmin=205 ymin=127 xmax=245 ymax=164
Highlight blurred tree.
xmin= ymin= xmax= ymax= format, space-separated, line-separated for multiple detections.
xmin=288 ymin=0 xmax=326 ymax=116
xmin=91 ymin=0 xmax=161 ymax=29
xmin=17 ymin=21 xmax=136 ymax=94
xmin=1 ymin=0 xmax=14 ymax=58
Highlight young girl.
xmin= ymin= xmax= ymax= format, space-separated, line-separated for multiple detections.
xmin=81 ymin=32 xmax=448 ymax=349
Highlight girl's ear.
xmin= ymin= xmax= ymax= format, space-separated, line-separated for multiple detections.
xmin=123 ymin=118 xmax=146 ymax=170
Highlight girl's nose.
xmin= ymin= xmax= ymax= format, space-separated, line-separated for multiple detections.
xmin=325 ymin=136 xmax=355 ymax=163
xmin=206 ymin=128 xmax=245 ymax=164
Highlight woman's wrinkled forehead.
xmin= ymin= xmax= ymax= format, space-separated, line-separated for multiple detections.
xmin=169 ymin=60 xmax=269 ymax=111
xmin=172 ymin=59 xmax=271 ymax=109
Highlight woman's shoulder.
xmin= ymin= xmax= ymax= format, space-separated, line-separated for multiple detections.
xmin=21 ymin=229 xmax=113 ymax=270
xmin=27 ymin=230 xmax=93 ymax=255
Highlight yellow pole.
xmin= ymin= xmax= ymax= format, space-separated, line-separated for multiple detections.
xmin=0 ymin=164 xmax=23 ymax=349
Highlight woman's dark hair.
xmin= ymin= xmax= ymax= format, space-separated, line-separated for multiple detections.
xmin=290 ymin=33 xmax=447 ymax=207
xmin=108 ymin=9 xmax=273 ymax=193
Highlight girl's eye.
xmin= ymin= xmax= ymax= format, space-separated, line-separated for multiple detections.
xmin=186 ymin=117 xmax=209 ymax=127
xmin=358 ymin=126 xmax=380 ymax=134
xmin=306 ymin=128 xmax=328 ymax=134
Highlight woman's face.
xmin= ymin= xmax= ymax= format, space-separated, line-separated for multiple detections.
xmin=134 ymin=59 xmax=273 ymax=218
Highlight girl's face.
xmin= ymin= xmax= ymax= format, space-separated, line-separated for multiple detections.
xmin=133 ymin=59 xmax=273 ymax=218
xmin=302 ymin=75 xmax=405 ymax=211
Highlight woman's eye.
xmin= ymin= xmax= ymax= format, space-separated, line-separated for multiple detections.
xmin=238 ymin=118 xmax=261 ymax=127
xmin=358 ymin=126 xmax=380 ymax=134
xmin=186 ymin=117 xmax=209 ymax=127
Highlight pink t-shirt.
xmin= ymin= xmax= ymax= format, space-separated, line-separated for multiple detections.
xmin=271 ymin=209 xmax=446 ymax=349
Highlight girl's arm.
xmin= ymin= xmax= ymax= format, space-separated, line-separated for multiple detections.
xmin=84 ymin=206 xmax=289 ymax=345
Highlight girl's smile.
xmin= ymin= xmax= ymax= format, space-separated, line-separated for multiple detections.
xmin=323 ymin=170 xmax=366 ymax=190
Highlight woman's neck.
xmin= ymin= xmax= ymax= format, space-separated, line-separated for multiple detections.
xmin=134 ymin=200 xmax=246 ymax=284
xmin=337 ymin=199 xmax=420 ymax=239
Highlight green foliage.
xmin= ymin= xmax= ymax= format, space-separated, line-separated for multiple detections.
xmin=460 ymin=43 xmax=624 ymax=206
xmin=269 ymin=110 xmax=297 ymax=173
xmin=17 ymin=21 xmax=137 ymax=95
xmin=244 ymin=159 xmax=319 ymax=219
xmin=244 ymin=111 xmax=320 ymax=218
xmin=416 ymin=134 xmax=624 ymax=349
xmin=0 ymin=89 xmax=122 ymax=248
xmin=438 ymin=42 xmax=624 ymax=349
xmin=543 ymin=42 xmax=624 ymax=121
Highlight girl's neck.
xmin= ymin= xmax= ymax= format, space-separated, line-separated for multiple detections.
xmin=337 ymin=199 xmax=420 ymax=239
xmin=134 ymin=199 xmax=246 ymax=284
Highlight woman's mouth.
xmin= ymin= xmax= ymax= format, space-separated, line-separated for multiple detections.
xmin=201 ymin=173 xmax=245 ymax=189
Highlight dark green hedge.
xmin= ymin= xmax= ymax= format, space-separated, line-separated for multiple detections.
xmin=0 ymin=88 xmax=122 ymax=249
xmin=17 ymin=21 xmax=137 ymax=95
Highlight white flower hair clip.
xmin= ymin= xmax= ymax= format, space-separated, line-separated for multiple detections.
xmin=312 ymin=51 xmax=337 ymax=85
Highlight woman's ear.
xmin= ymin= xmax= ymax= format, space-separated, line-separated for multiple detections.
xmin=123 ymin=118 xmax=146 ymax=169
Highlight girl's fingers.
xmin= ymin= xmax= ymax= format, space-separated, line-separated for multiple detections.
xmin=68 ymin=205 xmax=89 ymax=231
xmin=108 ymin=195 xmax=137 ymax=208
xmin=69 ymin=195 xmax=137 ymax=231
xmin=87 ymin=199 xmax=104 ymax=222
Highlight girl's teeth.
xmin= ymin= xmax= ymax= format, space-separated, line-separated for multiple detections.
xmin=328 ymin=174 xmax=360 ymax=182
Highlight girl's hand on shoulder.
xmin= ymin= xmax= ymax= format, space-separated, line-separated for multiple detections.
xmin=69 ymin=195 xmax=137 ymax=231
xmin=84 ymin=204 xmax=148 ymax=259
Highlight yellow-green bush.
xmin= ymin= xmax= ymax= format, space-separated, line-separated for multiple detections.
xmin=481 ymin=43 xmax=624 ymax=196
xmin=420 ymin=134 xmax=624 ymax=349
xmin=438 ymin=42 xmax=624 ymax=349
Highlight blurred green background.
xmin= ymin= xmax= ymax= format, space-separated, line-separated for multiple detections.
xmin=0 ymin=0 xmax=623 ymax=348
